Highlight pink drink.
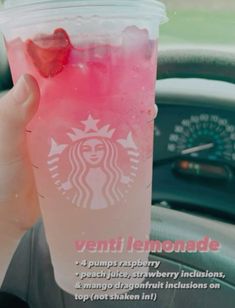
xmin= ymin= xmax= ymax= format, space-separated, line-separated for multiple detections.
xmin=7 ymin=26 xmax=157 ymax=295
xmin=1 ymin=0 xmax=167 ymax=297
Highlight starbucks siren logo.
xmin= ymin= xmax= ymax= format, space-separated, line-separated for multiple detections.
xmin=47 ymin=115 xmax=140 ymax=210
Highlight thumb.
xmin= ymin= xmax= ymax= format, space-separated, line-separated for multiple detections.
xmin=0 ymin=74 xmax=40 ymax=126
xmin=0 ymin=74 xmax=40 ymax=162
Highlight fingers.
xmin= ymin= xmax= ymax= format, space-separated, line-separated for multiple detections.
xmin=0 ymin=74 xmax=40 ymax=162
xmin=0 ymin=74 xmax=40 ymax=128
xmin=0 ymin=75 xmax=41 ymax=228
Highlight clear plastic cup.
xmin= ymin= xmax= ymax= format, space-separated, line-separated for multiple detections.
xmin=0 ymin=0 xmax=167 ymax=296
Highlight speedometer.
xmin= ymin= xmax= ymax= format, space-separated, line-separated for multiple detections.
xmin=167 ymin=114 xmax=235 ymax=163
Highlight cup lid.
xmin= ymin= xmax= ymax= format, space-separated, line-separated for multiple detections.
xmin=1 ymin=0 xmax=167 ymax=26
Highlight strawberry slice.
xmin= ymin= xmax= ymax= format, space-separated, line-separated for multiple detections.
xmin=26 ymin=28 xmax=72 ymax=78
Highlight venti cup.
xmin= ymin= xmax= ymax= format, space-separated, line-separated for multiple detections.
xmin=0 ymin=0 xmax=167 ymax=296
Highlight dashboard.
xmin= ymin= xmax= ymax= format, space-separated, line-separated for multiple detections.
xmin=152 ymin=79 xmax=235 ymax=223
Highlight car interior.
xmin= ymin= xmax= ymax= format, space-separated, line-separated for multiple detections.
xmin=151 ymin=48 xmax=235 ymax=307
xmin=0 ymin=0 xmax=235 ymax=307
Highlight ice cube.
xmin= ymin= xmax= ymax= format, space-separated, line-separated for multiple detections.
xmin=122 ymin=26 xmax=149 ymax=51
xmin=92 ymin=45 xmax=110 ymax=60
xmin=122 ymin=26 xmax=155 ymax=60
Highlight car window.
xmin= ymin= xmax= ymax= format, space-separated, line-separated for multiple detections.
xmin=160 ymin=0 xmax=235 ymax=49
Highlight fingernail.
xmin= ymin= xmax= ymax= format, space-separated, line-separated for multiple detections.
xmin=154 ymin=104 xmax=158 ymax=119
xmin=13 ymin=75 xmax=30 ymax=103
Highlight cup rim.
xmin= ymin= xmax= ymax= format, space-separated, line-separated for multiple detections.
xmin=0 ymin=0 xmax=168 ymax=28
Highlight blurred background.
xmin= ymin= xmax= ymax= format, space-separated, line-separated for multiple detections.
xmin=160 ymin=0 xmax=235 ymax=48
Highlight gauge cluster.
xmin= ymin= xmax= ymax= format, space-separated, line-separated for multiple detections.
xmin=168 ymin=114 xmax=235 ymax=163
xmin=153 ymin=104 xmax=235 ymax=222
xmin=154 ymin=106 xmax=235 ymax=165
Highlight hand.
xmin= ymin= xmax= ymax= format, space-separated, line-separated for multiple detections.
xmin=0 ymin=74 xmax=41 ymax=231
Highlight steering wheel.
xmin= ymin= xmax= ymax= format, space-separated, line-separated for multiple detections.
xmin=157 ymin=49 xmax=235 ymax=83
xmin=152 ymin=48 xmax=235 ymax=219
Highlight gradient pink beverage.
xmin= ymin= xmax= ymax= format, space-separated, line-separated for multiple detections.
xmin=7 ymin=26 xmax=157 ymax=295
